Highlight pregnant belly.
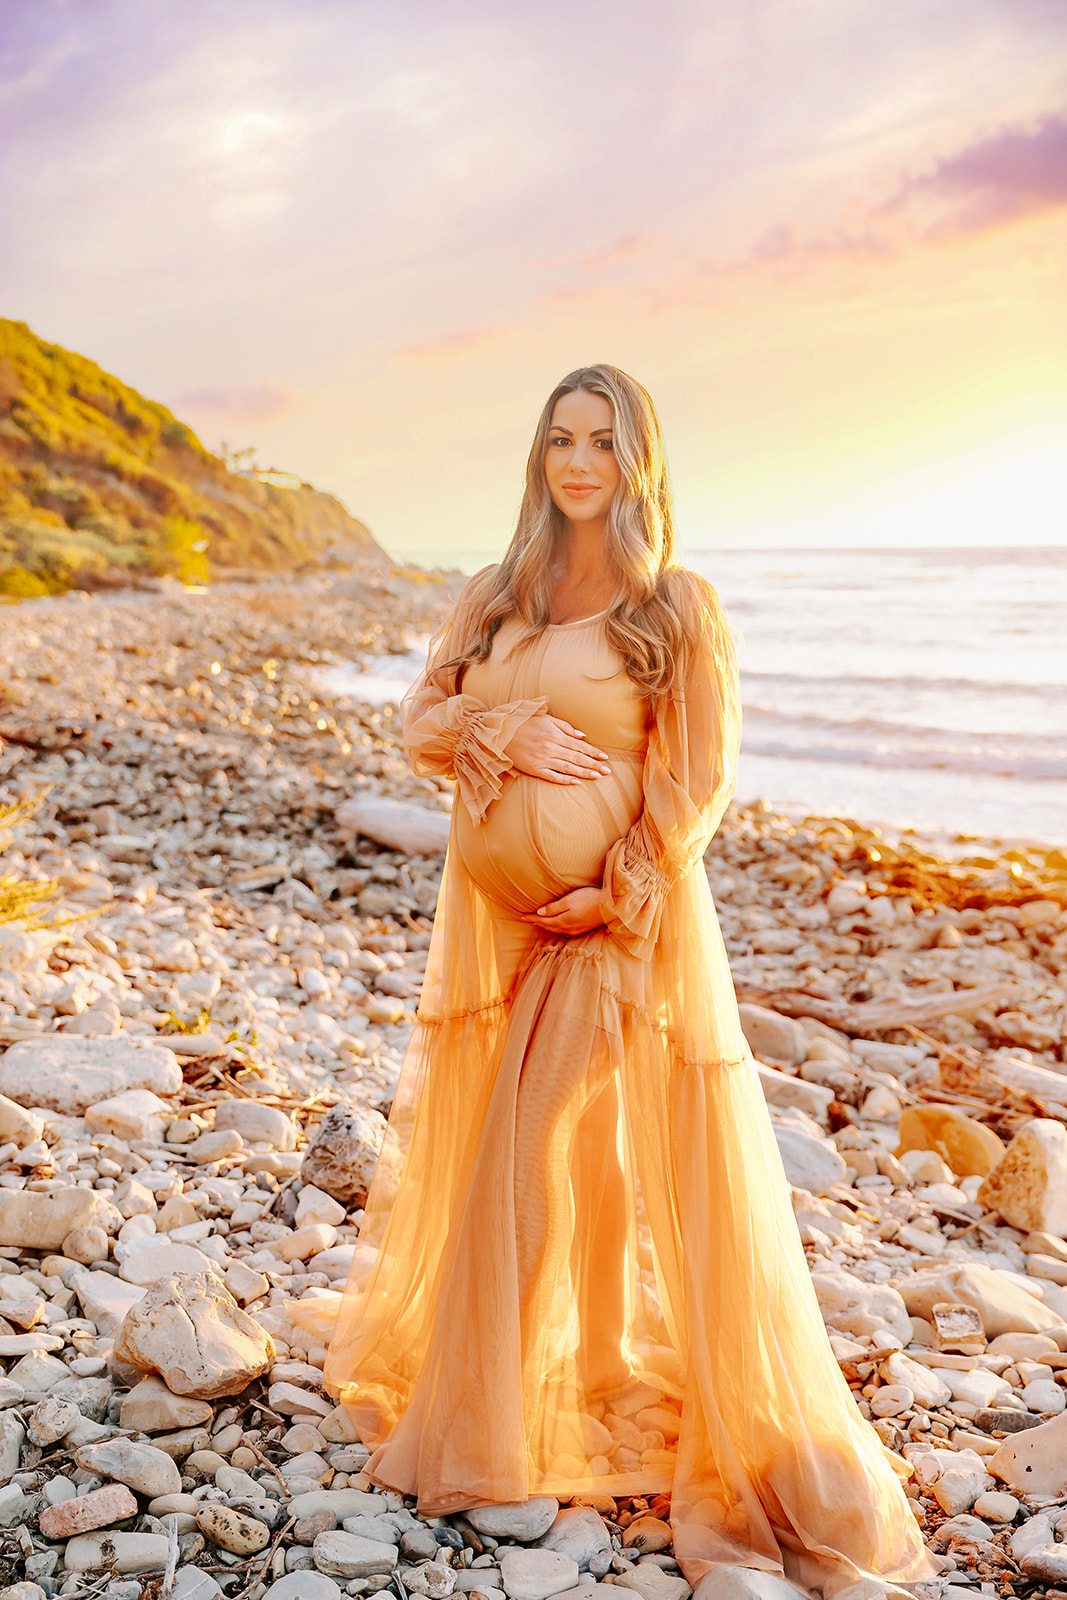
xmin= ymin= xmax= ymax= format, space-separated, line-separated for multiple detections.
xmin=453 ymin=752 xmax=645 ymax=916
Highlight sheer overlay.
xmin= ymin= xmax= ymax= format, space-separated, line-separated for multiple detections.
xmin=291 ymin=568 xmax=932 ymax=1597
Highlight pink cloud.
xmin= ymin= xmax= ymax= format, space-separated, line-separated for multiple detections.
xmin=175 ymin=383 xmax=293 ymax=422
xmin=399 ymin=327 xmax=505 ymax=360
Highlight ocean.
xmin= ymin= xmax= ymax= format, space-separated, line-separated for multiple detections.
xmin=318 ymin=546 xmax=1067 ymax=849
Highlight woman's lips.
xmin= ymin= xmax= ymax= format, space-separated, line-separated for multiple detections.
xmin=562 ymin=483 xmax=599 ymax=497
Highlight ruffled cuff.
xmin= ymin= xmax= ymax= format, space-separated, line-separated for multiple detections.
xmin=453 ymin=697 xmax=550 ymax=822
xmin=598 ymin=833 xmax=674 ymax=960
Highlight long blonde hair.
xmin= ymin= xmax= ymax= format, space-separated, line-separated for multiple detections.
xmin=450 ymin=364 xmax=719 ymax=698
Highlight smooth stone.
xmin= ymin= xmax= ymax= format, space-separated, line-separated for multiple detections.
xmin=469 ymin=1499 xmax=560 ymax=1542
xmin=63 ymin=1224 xmax=112 ymax=1265
xmin=692 ymin=1574 xmax=804 ymax=1600
xmin=0 ymin=1095 xmax=42 ymax=1144
xmin=621 ymin=1517 xmax=672 ymax=1554
xmin=757 ymin=1065 xmax=833 ymax=1123
xmin=499 ymin=1550 xmax=581 ymax=1600
xmin=1022 ymin=1378 xmax=1066 ymax=1412
xmin=38 ymin=1483 xmax=139 ymax=1538
xmin=264 ymin=1575 xmax=344 ymax=1600
xmin=313 ymin=1529 xmax=398 ymax=1577
xmin=66 ymin=1265 xmax=147 ymax=1336
xmin=0 ymin=1036 xmax=181 ymax=1114
xmin=0 ymin=1188 xmax=108 ymax=1251
xmin=74 ymin=1437 xmax=182 ymax=1498
xmin=225 ymin=1260 xmax=270 ymax=1303
xmin=335 ymin=794 xmax=450 ymax=856
xmin=277 ymin=1223 xmax=339 ymax=1263
xmin=539 ymin=1507 xmax=612 ymax=1568
xmin=896 ymin=1106 xmax=1005 ymax=1179
xmin=340 ymin=1513 xmax=402 ymax=1545
xmin=114 ymin=1269 xmax=274 ymax=1398
xmin=85 ymin=1089 xmax=171 ymax=1142
xmin=772 ymin=1124 xmax=847 ymax=1197
xmin=296 ymin=1185 xmax=347 ymax=1228
xmin=869 ymin=1385 xmax=913 ymax=1419
xmin=737 ymin=1004 xmax=807 ymax=1066
xmin=186 ymin=1128 xmax=244 ymax=1164
xmin=614 ymin=1566 xmax=692 ymax=1600
xmin=196 ymin=1503 xmax=273 ymax=1554
xmin=0 ymin=1414 xmax=24 ymax=1480
xmin=120 ymin=1375 xmax=215 ymax=1432
xmin=64 ymin=1532 xmax=170 ymax=1573
xmin=971 ymin=1490 xmax=1019 ymax=1522
xmin=288 ymin=1490 xmax=391 ymax=1520
xmin=879 ymin=1352 xmax=951 ymax=1409
xmin=215 ymin=1099 xmax=297 ymax=1150
xmin=1021 ymin=1547 xmax=1067 ymax=1583
xmin=942 ymin=1369 xmax=1011 ymax=1409
xmin=406 ymin=1568 xmax=458 ymax=1598
xmin=0 ymin=1486 xmax=29 ymax=1528
xmin=170 ymin=1570 xmax=224 ymax=1599
xmin=118 ymin=1239 xmax=218 ymax=1284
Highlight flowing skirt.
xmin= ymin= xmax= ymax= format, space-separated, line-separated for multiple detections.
xmin=294 ymin=846 xmax=932 ymax=1597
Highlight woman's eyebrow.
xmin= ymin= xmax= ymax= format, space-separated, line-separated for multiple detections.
xmin=549 ymin=427 xmax=613 ymax=436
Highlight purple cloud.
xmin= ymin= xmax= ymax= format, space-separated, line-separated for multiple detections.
xmin=895 ymin=112 xmax=1067 ymax=234
xmin=174 ymin=384 xmax=293 ymax=422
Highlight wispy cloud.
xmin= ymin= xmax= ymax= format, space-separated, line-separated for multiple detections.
xmin=175 ymin=384 xmax=293 ymax=422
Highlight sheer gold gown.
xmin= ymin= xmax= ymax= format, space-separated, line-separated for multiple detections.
xmin=295 ymin=568 xmax=932 ymax=1597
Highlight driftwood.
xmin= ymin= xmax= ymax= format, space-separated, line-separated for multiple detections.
xmin=731 ymin=979 xmax=1022 ymax=1036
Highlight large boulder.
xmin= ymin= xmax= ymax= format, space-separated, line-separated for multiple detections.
xmin=301 ymin=1103 xmax=387 ymax=1207
xmin=978 ymin=1119 xmax=1067 ymax=1236
xmin=895 ymin=1262 xmax=1062 ymax=1337
xmin=0 ymin=1188 xmax=110 ymax=1252
xmin=0 ymin=1036 xmax=181 ymax=1114
xmin=989 ymin=1409 xmax=1067 ymax=1496
xmin=113 ymin=1271 xmax=274 ymax=1399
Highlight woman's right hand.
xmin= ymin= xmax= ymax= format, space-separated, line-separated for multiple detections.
xmin=504 ymin=715 xmax=611 ymax=783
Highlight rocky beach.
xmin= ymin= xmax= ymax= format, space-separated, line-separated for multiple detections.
xmin=0 ymin=575 xmax=1065 ymax=1600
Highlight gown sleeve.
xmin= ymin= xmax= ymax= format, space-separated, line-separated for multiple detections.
xmin=598 ymin=570 xmax=741 ymax=958
xmin=401 ymin=569 xmax=549 ymax=824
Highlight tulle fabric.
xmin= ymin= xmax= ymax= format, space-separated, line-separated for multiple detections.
xmin=292 ymin=569 xmax=933 ymax=1596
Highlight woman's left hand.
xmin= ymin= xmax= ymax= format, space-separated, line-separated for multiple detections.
xmin=523 ymin=886 xmax=605 ymax=936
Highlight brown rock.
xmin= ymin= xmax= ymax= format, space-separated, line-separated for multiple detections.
xmin=300 ymin=1102 xmax=386 ymax=1207
xmin=39 ymin=1483 xmax=139 ymax=1539
xmin=896 ymin=1105 xmax=1004 ymax=1178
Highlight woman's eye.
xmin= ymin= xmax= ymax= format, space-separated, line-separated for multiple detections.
xmin=549 ymin=435 xmax=571 ymax=447
xmin=596 ymin=438 xmax=614 ymax=451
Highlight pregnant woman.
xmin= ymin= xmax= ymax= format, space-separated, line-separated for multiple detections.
xmin=312 ymin=366 xmax=932 ymax=1597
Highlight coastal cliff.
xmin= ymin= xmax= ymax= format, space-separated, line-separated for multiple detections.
xmin=0 ymin=318 xmax=389 ymax=596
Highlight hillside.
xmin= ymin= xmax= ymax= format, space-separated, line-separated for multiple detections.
xmin=0 ymin=318 xmax=390 ymax=596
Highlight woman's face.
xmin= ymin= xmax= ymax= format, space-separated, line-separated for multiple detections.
xmin=543 ymin=389 xmax=621 ymax=531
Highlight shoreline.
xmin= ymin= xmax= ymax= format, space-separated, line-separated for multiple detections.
xmin=0 ymin=574 xmax=1065 ymax=1596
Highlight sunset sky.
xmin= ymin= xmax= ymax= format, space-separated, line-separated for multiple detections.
xmin=3 ymin=0 xmax=1066 ymax=565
